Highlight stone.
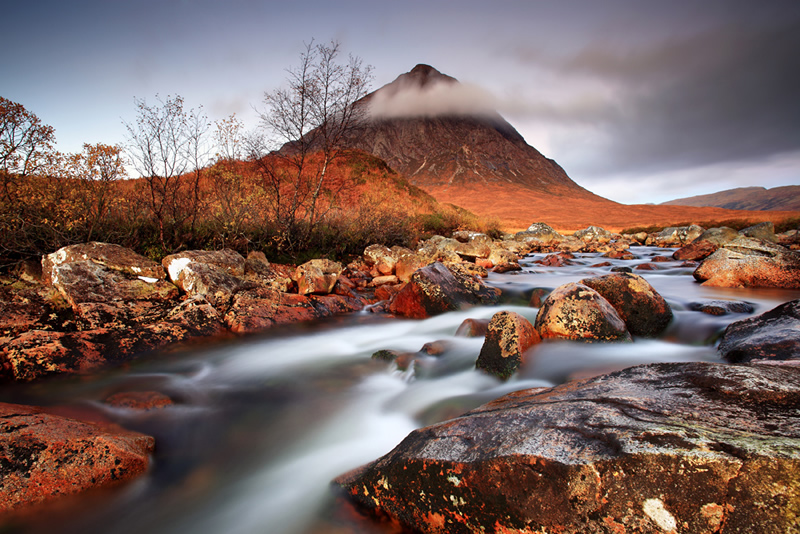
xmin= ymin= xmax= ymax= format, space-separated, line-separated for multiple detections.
xmin=535 ymin=252 xmax=574 ymax=267
xmin=695 ymin=226 xmax=740 ymax=246
xmin=688 ymin=300 xmax=756 ymax=316
xmin=454 ymin=318 xmax=489 ymax=338
xmin=293 ymin=259 xmax=343 ymax=295
xmin=528 ymin=287 xmax=551 ymax=308
xmin=517 ymin=223 xmax=562 ymax=245
xmin=335 ymin=362 xmax=800 ymax=534
xmin=739 ymin=221 xmax=776 ymax=242
xmin=718 ymin=299 xmax=800 ymax=362
xmin=41 ymin=242 xmax=165 ymax=286
xmin=389 ymin=262 xmax=500 ymax=319
xmin=610 ymin=266 xmax=632 ymax=273
xmin=573 ymin=225 xmax=612 ymax=243
xmin=47 ymin=260 xmax=178 ymax=310
xmin=693 ymin=237 xmax=800 ymax=288
xmin=363 ymin=244 xmax=396 ymax=275
xmin=534 ymin=283 xmax=632 ymax=342
xmin=104 ymin=391 xmax=174 ymax=410
xmin=172 ymin=262 xmax=247 ymax=311
xmin=580 ymin=272 xmax=673 ymax=337
xmin=161 ymin=248 xmax=245 ymax=282
xmin=673 ymin=239 xmax=719 ymax=261
xmin=394 ymin=250 xmax=426 ymax=283
xmin=0 ymin=401 xmax=154 ymax=513
xmin=654 ymin=225 xmax=704 ymax=247
xmin=475 ymin=311 xmax=540 ymax=380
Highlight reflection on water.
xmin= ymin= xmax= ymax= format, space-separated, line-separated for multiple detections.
xmin=3 ymin=246 xmax=799 ymax=534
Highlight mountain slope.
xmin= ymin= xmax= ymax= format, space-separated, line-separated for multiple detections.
xmin=662 ymin=185 xmax=800 ymax=211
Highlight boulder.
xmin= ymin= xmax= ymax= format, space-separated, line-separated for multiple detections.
xmin=162 ymin=248 xmax=245 ymax=281
xmin=171 ymin=262 xmax=247 ymax=311
xmin=517 ymin=223 xmax=562 ymax=245
xmin=534 ymin=283 xmax=632 ymax=342
xmin=573 ymin=225 xmax=612 ymax=243
xmin=693 ymin=237 xmax=800 ymax=288
xmin=394 ymin=250 xmax=427 ymax=283
xmin=654 ymin=225 xmax=704 ymax=247
xmin=672 ymin=239 xmax=719 ymax=261
xmin=580 ymin=273 xmax=673 ymax=337
xmin=363 ymin=244 xmax=396 ymax=275
xmin=335 ymin=362 xmax=800 ymax=534
xmin=718 ymin=299 xmax=800 ymax=362
xmin=739 ymin=221 xmax=776 ymax=242
xmin=389 ymin=262 xmax=500 ymax=319
xmin=695 ymin=226 xmax=740 ymax=246
xmin=475 ymin=311 xmax=540 ymax=380
xmin=0 ymin=402 xmax=154 ymax=513
xmin=41 ymin=242 xmax=165 ymax=286
xmin=293 ymin=259 xmax=343 ymax=295
xmin=454 ymin=318 xmax=489 ymax=338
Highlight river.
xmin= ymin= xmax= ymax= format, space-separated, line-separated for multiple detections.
xmin=3 ymin=246 xmax=799 ymax=533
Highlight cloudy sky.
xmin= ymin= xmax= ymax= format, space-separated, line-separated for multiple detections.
xmin=3 ymin=0 xmax=799 ymax=204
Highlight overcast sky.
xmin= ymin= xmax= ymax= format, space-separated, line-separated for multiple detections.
xmin=3 ymin=0 xmax=799 ymax=204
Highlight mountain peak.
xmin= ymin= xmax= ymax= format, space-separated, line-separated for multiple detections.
xmin=387 ymin=64 xmax=458 ymax=91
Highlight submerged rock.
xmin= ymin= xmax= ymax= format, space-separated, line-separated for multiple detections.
xmin=335 ymin=362 xmax=800 ymax=534
xmin=718 ymin=299 xmax=800 ymax=362
xmin=475 ymin=311 xmax=540 ymax=380
xmin=693 ymin=237 xmax=800 ymax=288
xmin=0 ymin=402 xmax=154 ymax=513
xmin=534 ymin=283 xmax=632 ymax=342
xmin=580 ymin=272 xmax=672 ymax=337
xmin=688 ymin=300 xmax=755 ymax=316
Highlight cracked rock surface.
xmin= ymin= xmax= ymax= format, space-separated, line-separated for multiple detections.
xmin=335 ymin=362 xmax=800 ymax=533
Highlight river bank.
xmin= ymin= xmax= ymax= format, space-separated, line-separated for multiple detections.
xmin=2 ymin=221 xmax=800 ymax=532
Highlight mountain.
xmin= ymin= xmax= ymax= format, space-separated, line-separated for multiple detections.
xmin=662 ymin=186 xmax=800 ymax=211
xmin=346 ymin=65 xmax=800 ymax=231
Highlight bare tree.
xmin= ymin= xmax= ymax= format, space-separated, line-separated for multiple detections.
xmin=250 ymin=40 xmax=373 ymax=252
xmin=124 ymin=95 xmax=210 ymax=249
xmin=0 ymin=96 xmax=56 ymax=202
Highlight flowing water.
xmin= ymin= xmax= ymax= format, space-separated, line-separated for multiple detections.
xmin=3 ymin=247 xmax=799 ymax=533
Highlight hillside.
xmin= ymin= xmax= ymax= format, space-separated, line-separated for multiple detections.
xmin=662 ymin=185 xmax=800 ymax=211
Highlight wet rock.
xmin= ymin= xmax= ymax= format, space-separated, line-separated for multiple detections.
xmin=491 ymin=262 xmax=521 ymax=273
xmin=293 ymin=259 xmax=343 ymax=295
xmin=0 ymin=401 xmax=154 ymax=513
xmin=673 ymin=239 xmax=719 ymax=261
xmin=535 ymin=252 xmax=574 ymax=267
xmin=389 ymin=262 xmax=500 ymax=319
xmin=486 ymin=247 xmax=519 ymax=272
xmin=105 ymin=391 xmax=174 ymax=410
xmin=610 ymin=266 xmax=632 ymax=273
xmin=602 ymin=250 xmax=635 ymax=260
xmin=528 ymin=287 xmax=551 ymax=308
xmin=739 ymin=221 xmax=776 ymax=242
xmin=634 ymin=262 xmax=659 ymax=271
xmin=454 ymin=318 xmax=489 ymax=338
xmin=42 ymin=242 xmax=165 ymax=286
xmin=475 ymin=311 xmax=540 ymax=380
xmin=534 ymin=283 xmax=632 ymax=342
xmin=718 ymin=299 xmax=800 ymax=362
xmin=335 ymin=362 xmax=800 ymax=534
xmin=688 ymin=300 xmax=756 ymax=316
xmin=580 ymin=272 xmax=673 ymax=337
xmin=394 ymin=250 xmax=426 ymax=283
xmin=693 ymin=237 xmax=800 ymax=288
xmin=3 ymin=330 xmax=111 ymax=381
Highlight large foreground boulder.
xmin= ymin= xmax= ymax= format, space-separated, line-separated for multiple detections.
xmin=389 ymin=262 xmax=500 ymax=319
xmin=335 ymin=362 xmax=800 ymax=534
xmin=0 ymin=402 xmax=154 ymax=513
xmin=693 ymin=237 xmax=800 ymax=288
xmin=718 ymin=299 xmax=800 ymax=362
xmin=41 ymin=242 xmax=165 ymax=285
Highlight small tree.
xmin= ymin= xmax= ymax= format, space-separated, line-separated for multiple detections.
xmin=250 ymin=40 xmax=373 ymax=253
xmin=124 ymin=95 xmax=210 ymax=250
xmin=67 ymin=143 xmax=127 ymax=241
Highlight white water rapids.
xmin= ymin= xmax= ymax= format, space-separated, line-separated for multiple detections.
xmin=4 ymin=247 xmax=799 ymax=534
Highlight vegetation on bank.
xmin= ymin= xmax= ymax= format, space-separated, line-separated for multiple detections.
xmin=0 ymin=42 xmax=502 ymax=270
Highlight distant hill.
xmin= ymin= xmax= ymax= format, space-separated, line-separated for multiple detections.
xmin=662 ymin=186 xmax=800 ymax=211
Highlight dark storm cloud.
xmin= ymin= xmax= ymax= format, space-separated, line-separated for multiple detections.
xmin=517 ymin=17 xmax=800 ymax=176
